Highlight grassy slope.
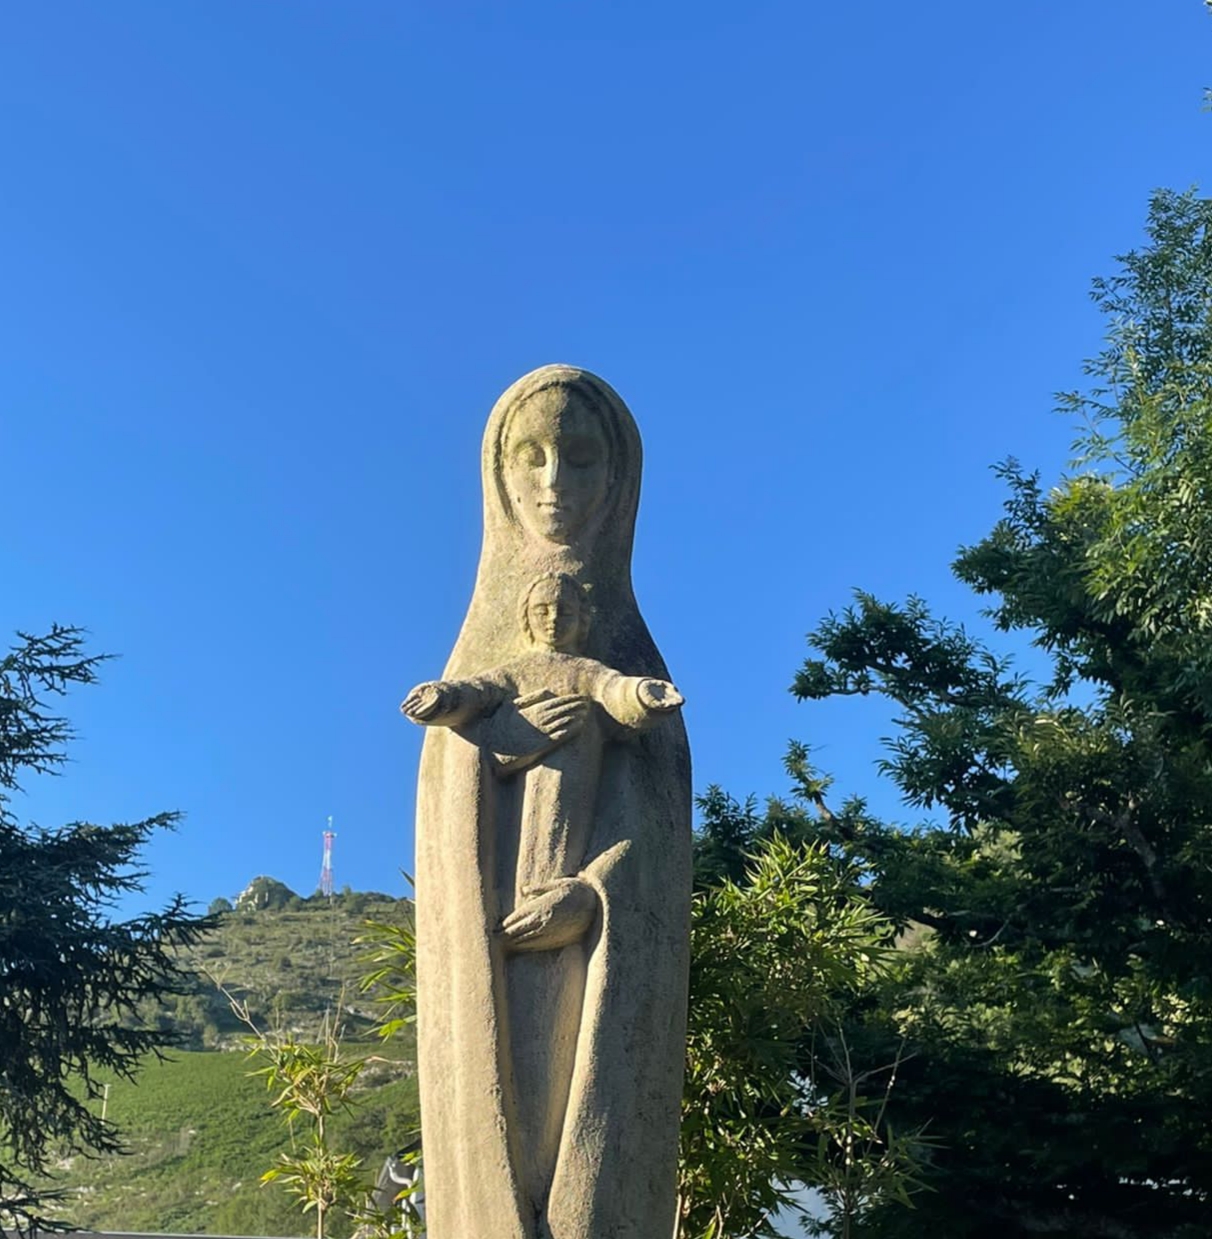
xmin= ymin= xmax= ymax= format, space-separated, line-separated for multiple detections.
xmin=49 ymin=889 xmax=419 ymax=1238
xmin=166 ymin=891 xmax=416 ymax=1050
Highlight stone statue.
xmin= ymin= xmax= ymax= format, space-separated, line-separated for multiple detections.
xmin=402 ymin=366 xmax=692 ymax=1239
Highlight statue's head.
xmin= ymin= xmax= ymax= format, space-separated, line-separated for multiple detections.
xmin=452 ymin=366 xmax=652 ymax=680
xmin=446 ymin=364 xmax=664 ymax=698
xmin=486 ymin=366 xmax=638 ymax=549
xmin=499 ymin=384 xmax=611 ymax=544
xmin=519 ymin=573 xmax=592 ymax=653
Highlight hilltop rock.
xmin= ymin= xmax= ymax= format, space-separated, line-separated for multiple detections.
xmin=234 ymin=875 xmax=298 ymax=911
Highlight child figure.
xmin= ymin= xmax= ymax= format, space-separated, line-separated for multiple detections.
xmin=401 ymin=572 xmax=683 ymax=908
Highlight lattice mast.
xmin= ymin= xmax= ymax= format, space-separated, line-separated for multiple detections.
xmin=320 ymin=818 xmax=336 ymax=897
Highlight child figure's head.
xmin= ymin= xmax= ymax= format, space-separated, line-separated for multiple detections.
xmin=520 ymin=573 xmax=591 ymax=653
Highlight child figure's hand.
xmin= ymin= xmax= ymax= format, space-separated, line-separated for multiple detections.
xmin=515 ymin=689 xmax=591 ymax=744
xmin=636 ymin=678 xmax=684 ymax=713
xmin=401 ymin=680 xmax=458 ymax=724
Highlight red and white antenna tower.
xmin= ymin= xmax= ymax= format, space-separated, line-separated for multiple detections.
xmin=320 ymin=818 xmax=336 ymax=897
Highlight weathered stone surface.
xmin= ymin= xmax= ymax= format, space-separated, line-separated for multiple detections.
xmin=402 ymin=366 xmax=692 ymax=1239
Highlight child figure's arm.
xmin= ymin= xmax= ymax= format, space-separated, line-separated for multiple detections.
xmin=400 ymin=676 xmax=507 ymax=729
xmin=599 ymin=672 xmax=685 ymax=732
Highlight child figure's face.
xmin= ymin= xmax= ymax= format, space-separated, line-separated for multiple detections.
xmin=525 ymin=579 xmax=585 ymax=652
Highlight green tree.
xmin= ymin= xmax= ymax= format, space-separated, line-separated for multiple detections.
xmin=0 ymin=626 xmax=207 ymax=1235
xmin=679 ymin=826 xmax=926 ymax=1239
xmin=236 ymin=839 xmax=914 ymax=1238
xmin=248 ymin=1017 xmax=371 ymax=1239
xmin=782 ymin=189 xmax=1212 ymax=1238
xmin=233 ymin=914 xmax=420 ymax=1238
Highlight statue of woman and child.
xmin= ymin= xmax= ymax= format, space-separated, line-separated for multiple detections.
xmin=401 ymin=366 xmax=691 ymax=1239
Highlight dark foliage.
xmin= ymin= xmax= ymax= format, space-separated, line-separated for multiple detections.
xmin=0 ymin=626 xmax=208 ymax=1235
xmin=772 ymin=191 xmax=1212 ymax=1239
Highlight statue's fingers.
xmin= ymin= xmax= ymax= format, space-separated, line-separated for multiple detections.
xmin=508 ymin=933 xmax=552 ymax=953
xmin=537 ymin=698 xmax=590 ymax=725
xmin=550 ymin=703 xmax=586 ymax=721
xmin=536 ymin=698 xmax=583 ymax=721
xmin=520 ymin=880 xmax=567 ymax=899
xmin=501 ymin=907 xmax=541 ymax=932
xmin=510 ymin=883 xmax=557 ymax=906
xmin=526 ymin=695 xmax=568 ymax=720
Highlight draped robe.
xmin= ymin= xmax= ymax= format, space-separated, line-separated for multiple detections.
xmin=412 ymin=366 xmax=692 ymax=1239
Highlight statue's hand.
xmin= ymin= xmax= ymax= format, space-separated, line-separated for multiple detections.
xmin=401 ymin=680 xmax=456 ymax=724
xmin=486 ymin=691 xmax=591 ymax=777
xmin=637 ymin=678 xmax=684 ymax=713
xmin=516 ymin=690 xmax=591 ymax=744
xmin=498 ymin=878 xmax=598 ymax=952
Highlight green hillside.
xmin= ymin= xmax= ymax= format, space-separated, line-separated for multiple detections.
xmin=46 ymin=884 xmax=419 ymax=1237
xmin=157 ymin=883 xmax=415 ymax=1051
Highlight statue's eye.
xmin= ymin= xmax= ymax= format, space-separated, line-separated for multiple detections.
xmin=563 ymin=436 xmax=600 ymax=468
xmin=515 ymin=440 xmax=546 ymax=468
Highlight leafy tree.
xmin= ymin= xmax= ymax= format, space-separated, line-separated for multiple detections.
xmin=233 ymin=832 xmax=916 ymax=1238
xmin=232 ymin=914 xmax=420 ymax=1238
xmin=357 ymin=915 xmax=418 ymax=1049
xmin=0 ymin=626 xmax=207 ymax=1235
xmin=208 ymin=896 xmax=234 ymax=915
xmin=779 ymin=189 xmax=1212 ymax=1238
xmin=679 ymin=827 xmax=926 ymax=1239
xmin=247 ymin=1016 xmax=372 ymax=1239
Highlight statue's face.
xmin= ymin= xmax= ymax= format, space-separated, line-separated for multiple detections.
xmin=525 ymin=579 xmax=586 ymax=652
xmin=503 ymin=387 xmax=610 ymax=544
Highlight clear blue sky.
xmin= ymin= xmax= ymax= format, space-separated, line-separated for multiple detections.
xmin=2 ymin=1 xmax=1208 ymax=913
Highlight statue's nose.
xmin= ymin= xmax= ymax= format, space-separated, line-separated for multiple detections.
xmin=541 ymin=450 xmax=569 ymax=491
